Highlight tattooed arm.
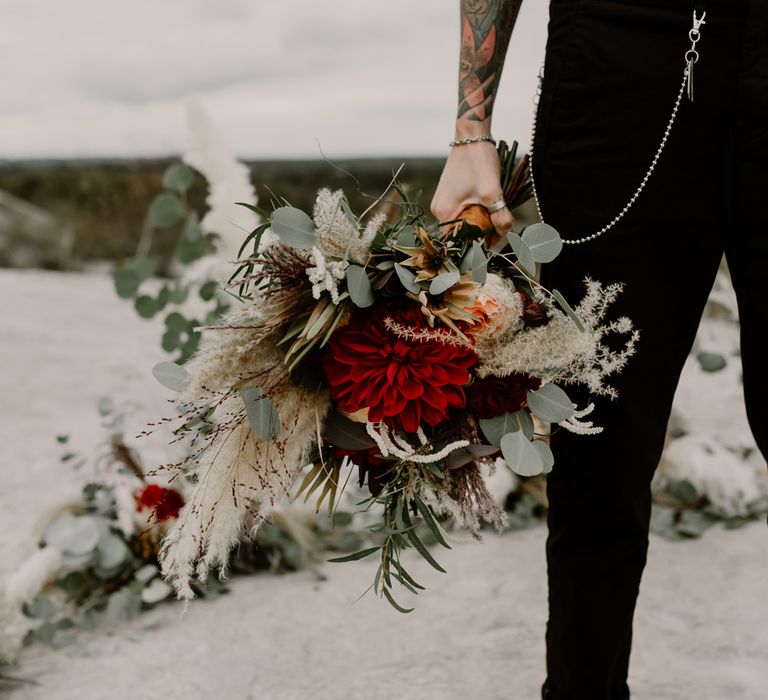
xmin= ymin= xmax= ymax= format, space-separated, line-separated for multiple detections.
xmin=430 ymin=0 xmax=524 ymax=237
xmin=457 ymin=0 xmax=524 ymax=132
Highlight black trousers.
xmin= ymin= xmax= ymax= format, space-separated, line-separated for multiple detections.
xmin=533 ymin=0 xmax=768 ymax=697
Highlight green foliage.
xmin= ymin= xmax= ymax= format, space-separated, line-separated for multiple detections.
xmin=506 ymin=232 xmax=536 ymax=276
xmin=697 ymin=351 xmax=727 ymax=372
xmin=521 ymin=223 xmax=563 ymax=263
xmin=346 ymin=264 xmax=375 ymax=307
xmin=112 ymin=162 xmax=227 ymax=363
xmin=501 ymin=431 xmax=544 ymax=476
xmin=151 ymin=361 xmax=191 ymax=392
xmin=162 ymin=163 xmax=195 ymax=194
xmin=240 ymin=387 xmax=281 ymax=441
xmin=270 ymin=205 xmax=316 ymax=249
xmin=148 ymin=192 xmax=185 ymax=229
xmin=527 ymin=383 xmax=575 ymax=423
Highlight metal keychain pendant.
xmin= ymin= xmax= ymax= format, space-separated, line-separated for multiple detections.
xmin=528 ymin=9 xmax=707 ymax=245
xmin=686 ymin=10 xmax=706 ymax=100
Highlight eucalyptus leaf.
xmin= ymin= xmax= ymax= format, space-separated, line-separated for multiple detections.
xmin=148 ymin=192 xmax=185 ymax=229
xmin=460 ymin=241 xmax=488 ymax=284
xmin=551 ymin=289 xmax=585 ymax=331
xmin=164 ymin=312 xmax=187 ymax=333
xmin=346 ymin=264 xmax=374 ymax=308
xmin=697 ymin=351 xmax=727 ymax=373
xmin=162 ymin=163 xmax=195 ymax=194
xmin=96 ymin=533 xmax=131 ymax=571
xmin=532 ymin=439 xmax=555 ymax=474
xmin=105 ymin=589 xmax=142 ymax=621
xmin=429 ymin=271 xmax=460 ymax=295
xmin=479 ymin=412 xmax=519 ymax=446
xmin=500 ymin=431 xmax=544 ymax=477
xmin=128 ymin=256 xmax=155 ymax=282
xmin=26 ymin=595 xmax=56 ymax=620
xmin=152 ymin=362 xmax=191 ymax=392
xmin=460 ymin=241 xmax=483 ymax=272
xmin=270 ymin=206 xmax=316 ymax=250
xmin=177 ymin=212 xmax=209 ymax=263
xmin=43 ymin=513 xmax=103 ymax=557
xmin=134 ymin=564 xmax=159 ymax=585
xmin=507 ymin=233 xmax=537 ymax=276
xmin=394 ymin=262 xmax=421 ymax=293
xmin=521 ymin=223 xmax=563 ymax=263
xmin=113 ymin=268 xmax=140 ymax=299
xmin=240 ymin=386 xmax=281 ymax=440
xmin=199 ymin=279 xmax=218 ymax=301
xmin=527 ymin=383 xmax=575 ymax=422
xmin=515 ymin=409 xmax=535 ymax=439
xmin=397 ymin=225 xmax=417 ymax=247
xmin=134 ymin=295 xmax=158 ymax=319
xmin=141 ymin=578 xmax=173 ymax=604
xmin=676 ymin=510 xmax=716 ymax=538
xmin=323 ymin=411 xmax=376 ymax=450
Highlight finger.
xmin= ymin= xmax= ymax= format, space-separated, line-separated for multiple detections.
xmin=490 ymin=206 xmax=515 ymax=236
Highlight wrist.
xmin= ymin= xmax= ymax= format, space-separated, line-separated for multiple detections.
xmin=454 ymin=117 xmax=493 ymax=140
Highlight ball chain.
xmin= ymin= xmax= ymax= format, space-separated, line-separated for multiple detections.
xmin=528 ymin=10 xmax=705 ymax=245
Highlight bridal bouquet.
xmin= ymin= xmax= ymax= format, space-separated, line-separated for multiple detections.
xmin=149 ymin=142 xmax=638 ymax=611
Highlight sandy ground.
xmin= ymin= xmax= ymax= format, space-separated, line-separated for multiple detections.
xmin=1 ymin=268 xmax=767 ymax=700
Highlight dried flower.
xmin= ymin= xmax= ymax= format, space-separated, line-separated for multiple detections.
xmin=398 ymin=227 xmax=453 ymax=283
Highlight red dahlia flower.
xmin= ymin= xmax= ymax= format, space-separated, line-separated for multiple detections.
xmin=323 ymin=305 xmax=477 ymax=433
xmin=134 ymin=484 xmax=185 ymax=522
xmin=469 ymin=373 xmax=542 ymax=419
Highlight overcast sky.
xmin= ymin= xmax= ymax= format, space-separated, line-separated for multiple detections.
xmin=0 ymin=0 xmax=549 ymax=160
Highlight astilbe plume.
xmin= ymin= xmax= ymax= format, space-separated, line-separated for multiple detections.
xmin=476 ymin=276 xmax=638 ymax=398
xmin=311 ymin=187 xmax=384 ymax=264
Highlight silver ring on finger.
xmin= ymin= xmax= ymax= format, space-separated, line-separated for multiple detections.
xmin=487 ymin=198 xmax=508 ymax=214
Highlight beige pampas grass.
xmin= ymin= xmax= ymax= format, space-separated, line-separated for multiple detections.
xmin=156 ymin=311 xmax=332 ymax=604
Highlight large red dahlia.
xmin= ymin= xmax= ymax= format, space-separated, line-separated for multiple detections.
xmin=323 ymin=305 xmax=477 ymax=433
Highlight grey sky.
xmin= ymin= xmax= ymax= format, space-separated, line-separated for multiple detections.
xmin=0 ymin=0 xmax=549 ymax=159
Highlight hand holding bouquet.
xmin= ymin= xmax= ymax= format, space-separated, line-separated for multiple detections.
xmin=149 ymin=142 xmax=638 ymax=611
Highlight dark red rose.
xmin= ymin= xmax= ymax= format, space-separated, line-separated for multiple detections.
xmin=522 ymin=302 xmax=550 ymax=328
xmin=332 ymin=446 xmax=393 ymax=496
xmin=469 ymin=372 xmax=542 ymax=419
xmin=134 ymin=484 xmax=185 ymax=521
xmin=323 ymin=304 xmax=477 ymax=433
xmin=518 ymin=290 xmax=550 ymax=328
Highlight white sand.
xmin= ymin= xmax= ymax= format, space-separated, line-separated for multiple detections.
xmin=1 ymin=269 xmax=767 ymax=700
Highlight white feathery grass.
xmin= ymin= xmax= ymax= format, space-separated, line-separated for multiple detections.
xmin=158 ymin=371 xmax=331 ymax=606
xmin=311 ymin=187 xmax=380 ymax=264
xmin=477 ymin=276 xmax=639 ymax=399
xmin=0 ymin=546 xmax=63 ymax=663
xmin=181 ymin=98 xmax=270 ymax=285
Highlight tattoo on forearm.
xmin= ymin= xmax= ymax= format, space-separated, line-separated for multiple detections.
xmin=458 ymin=0 xmax=524 ymax=121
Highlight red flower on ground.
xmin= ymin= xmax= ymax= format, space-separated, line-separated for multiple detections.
xmin=469 ymin=373 xmax=542 ymax=419
xmin=134 ymin=484 xmax=185 ymax=522
xmin=323 ymin=304 xmax=478 ymax=433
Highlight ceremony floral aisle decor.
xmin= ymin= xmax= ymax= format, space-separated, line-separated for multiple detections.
xmin=150 ymin=141 xmax=640 ymax=612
